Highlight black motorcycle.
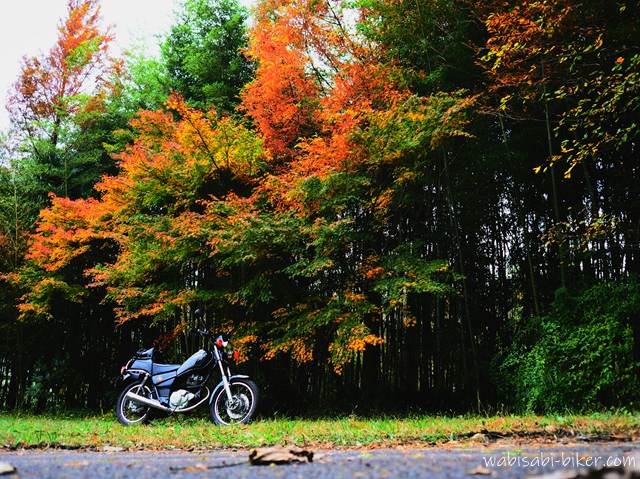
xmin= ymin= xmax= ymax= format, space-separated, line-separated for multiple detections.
xmin=116 ymin=327 xmax=258 ymax=426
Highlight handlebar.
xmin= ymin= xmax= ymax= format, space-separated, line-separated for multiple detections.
xmin=197 ymin=329 xmax=229 ymax=349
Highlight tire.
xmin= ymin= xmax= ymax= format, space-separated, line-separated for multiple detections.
xmin=210 ymin=378 xmax=259 ymax=425
xmin=116 ymin=382 xmax=153 ymax=426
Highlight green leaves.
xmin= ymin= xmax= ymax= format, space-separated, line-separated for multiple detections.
xmin=556 ymin=53 xmax=640 ymax=177
xmin=497 ymin=279 xmax=640 ymax=412
xmin=161 ymin=0 xmax=253 ymax=114
xmin=373 ymin=245 xmax=457 ymax=314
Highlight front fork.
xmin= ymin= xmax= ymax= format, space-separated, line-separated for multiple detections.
xmin=214 ymin=347 xmax=234 ymax=402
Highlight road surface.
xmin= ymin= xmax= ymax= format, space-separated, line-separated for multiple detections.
xmin=1 ymin=443 xmax=639 ymax=478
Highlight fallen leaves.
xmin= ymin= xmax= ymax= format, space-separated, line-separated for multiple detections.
xmin=470 ymin=433 xmax=490 ymax=444
xmin=101 ymin=446 xmax=125 ymax=452
xmin=249 ymin=446 xmax=314 ymax=465
xmin=468 ymin=465 xmax=493 ymax=475
xmin=0 ymin=463 xmax=16 ymax=476
xmin=538 ymin=460 xmax=640 ymax=479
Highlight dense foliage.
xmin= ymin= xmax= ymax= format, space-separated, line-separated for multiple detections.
xmin=162 ymin=0 xmax=253 ymax=113
xmin=497 ymin=280 xmax=640 ymax=412
xmin=0 ymin=0 xmax=638 ymax=413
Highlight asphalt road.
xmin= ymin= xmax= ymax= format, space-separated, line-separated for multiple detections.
xmin=2 ymin=443 xmax=639 ymax=479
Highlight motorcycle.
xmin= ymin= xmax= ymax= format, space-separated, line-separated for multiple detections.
xmin=116 ymin=323 xmax=258 ymax=426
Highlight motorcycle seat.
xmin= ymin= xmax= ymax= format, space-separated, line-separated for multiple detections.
xmin=134 ymin=347 xmax=155 ymax=360
xmin=153 ymin=363 xmax=180 ymax=374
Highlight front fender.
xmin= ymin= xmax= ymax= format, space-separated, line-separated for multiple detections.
xmin=209 ymin=375 xmax=250 ymax=404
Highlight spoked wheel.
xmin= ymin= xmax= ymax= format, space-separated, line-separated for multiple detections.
xmin=116 ymin=382 xmax=152 ymax=426
xmin=210 ymin=379 xmax=259 ymax=425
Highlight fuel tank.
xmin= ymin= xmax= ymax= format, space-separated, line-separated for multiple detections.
xmin=176 ymin=349 xmax=213 ymax=376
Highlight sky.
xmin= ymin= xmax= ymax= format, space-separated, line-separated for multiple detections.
xmin=0 ymin=0 xmax=180 ymax=131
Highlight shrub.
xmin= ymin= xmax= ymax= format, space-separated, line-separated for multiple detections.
xmin=497 ymin=278 xmax=640 ymax=412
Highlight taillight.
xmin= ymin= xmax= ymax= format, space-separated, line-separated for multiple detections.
xmin=233 ymin=350 xmax=240 ymax=361
xmin=216 ymin=338 xmax=224 ymax=348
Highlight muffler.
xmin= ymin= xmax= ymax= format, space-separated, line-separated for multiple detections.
xmin=125 ymin=391 xmax=171 ymax=412
xmin=125 ymin=387 xmax=210 ymax=413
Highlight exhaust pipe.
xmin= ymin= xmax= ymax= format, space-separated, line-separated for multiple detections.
xmin=125 ymin=387 xmax=210 ymax=413
xmin=125 ymin=391 xmax=171 ymax=412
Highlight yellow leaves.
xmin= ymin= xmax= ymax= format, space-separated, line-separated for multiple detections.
xmin=563 ymin=162 xmax=577 ymax=179
xmin=560 ymin=144 xmax=574 ymax=154
xmin=291 ymin=339 xmax=313 ymax=363
xmin=594 ymin=33 xmax=604 ymax=50
xmin=237 ymin=334 xmax=258 ymax=344
xmin=263 ymin=338 xmax=313 ymax=364
xmin=394 ymin=169 xmax=417 ymax=186
xmin=373 ymin=189 xmax=395 ymax=216
xmin=345 ymin=292 xmax=366 ymax=302
xmin=499 ymin=94 xmax=512 ymax=111
xmin=406 ymin=111 xmax=427 ymax=122
xmin=164 ymin=92 xmax=187 ymax=113
xmin=343 ymin=325 xmax=384 ymax=355
xmin=328 ymin=323 xmax=385 ymax=374
xmin=232 ymin=335 xmax=258 ymax=363
xmin=403 ymin=315 xmax=417 ymax=328
xmin=436 ymin=264 xmax=449 ymax=273
xmin=347 ymin=334 xmax=383 ymax=353
xmin=272 ymin=307 xmax=289 ymax=319
xmin=17 ymin=301 xmax=52 ymax=321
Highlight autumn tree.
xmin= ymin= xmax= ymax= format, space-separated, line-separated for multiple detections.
xmin=13 ymin=0 xmax=478 ymax=410
xmin=1 ymin=0 xmax=125 ymax=409
xmin=7 ymin=0 xmax=118 ymax=200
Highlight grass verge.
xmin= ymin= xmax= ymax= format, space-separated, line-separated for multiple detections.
xmin=1 ymin=413 xmax=639 ymax=450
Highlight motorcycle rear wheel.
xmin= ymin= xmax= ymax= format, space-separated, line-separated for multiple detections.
xmin=210 ymin=378 xmax=259 ymax=425
xmin=116 ymin=382 xmax=152 ymax=426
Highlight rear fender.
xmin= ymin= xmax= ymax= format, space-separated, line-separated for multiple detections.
xmin=121 ymin=369 xmax=147 ymax=385
xmin=209 ymin=375 xmax=250 ymax=404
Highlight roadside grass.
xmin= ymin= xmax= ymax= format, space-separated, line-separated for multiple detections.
xmin=1 ymin=413 xmax=639 ymax=450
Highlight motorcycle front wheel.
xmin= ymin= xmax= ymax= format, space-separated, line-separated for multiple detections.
xmin=210 ymin=378 xmax=259 ymax=425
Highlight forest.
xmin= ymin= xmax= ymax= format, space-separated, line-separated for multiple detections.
xmin=0 ymin=0 xmax=638 ymax=415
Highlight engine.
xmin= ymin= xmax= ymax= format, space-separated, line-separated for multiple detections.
xmin=169 ymin=389 xmax=195 ymax=409
xmin=186 ymin=374 xmax=205 ymax=387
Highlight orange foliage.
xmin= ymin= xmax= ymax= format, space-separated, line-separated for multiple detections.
xmin=241 ymin=0 xmax=405 ymax=213
xmin=18 ymin=0 xmax=435 ymax=368
xmin=8 ymin=0 xmax=115 ymax=137
xmin=28 ymin=195 xmax=103 ymax=272
xmin=365 ymin=267 xmax=386 ymax=279
xmin=480 ymin=0 xmax=575 ymax=94
xmin=241 ymin=0 xmax=320 ymax=158
xmin=263 ymin=338 xmax=313 ymax=364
